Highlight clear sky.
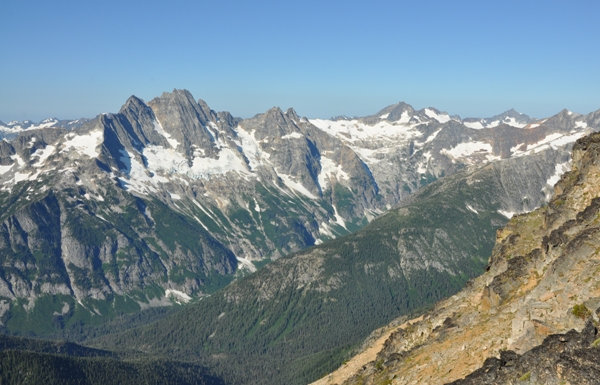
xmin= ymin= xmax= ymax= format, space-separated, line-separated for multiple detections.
xmin=1 ymin=0 xmax=599 ymax=121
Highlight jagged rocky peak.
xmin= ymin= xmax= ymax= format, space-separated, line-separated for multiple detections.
xmin=196 ymin=97 xmax=218 ymax=122
xmin=490 ymin=108 xmax=533 ymax=122
xmin=94 ymin=104 xmax=163 ymax=172
xmin=114 ymin=95 xmax=168 ymax=148
xmin=119 ymin=95 xmax=148 ymax=114
xmin=243 ymin=106 xmax=305 ymax=140
xmin=148 ymin=89 xmax=222 ymax=157
xmin=585 ymin=107 xmax=600 ymax=127
xmin=285 ymin=107 xmax=300 ymax=121
xmin=539 ymin=108 xmax=585 ymax=131
xmin=0 ymin=139 xmax=15 ymax=165
xmin=361 ymin=101 xmax=416 ymax=123
xmin=216 ymin=110 xmax=240 ymax=129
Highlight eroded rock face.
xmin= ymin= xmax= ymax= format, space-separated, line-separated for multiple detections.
xmin=330 ymin=132 xmax=600 ymax=385
xmin=450 ymin=322 xmax=600 ymax=385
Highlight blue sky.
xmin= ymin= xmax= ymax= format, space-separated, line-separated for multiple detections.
xmin=1 ymin=0 xmax=599 ymax=121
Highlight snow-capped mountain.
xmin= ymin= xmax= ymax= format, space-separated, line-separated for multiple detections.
xmin=0 ymin=89 xmax=597 ymax=330
xmin=462 ymin=108 xmax=534 ymax=129
xmin=310 ymin=102 xmax=593 ymax=203
xmin=0 ymin=118 xmax=89 ymax=138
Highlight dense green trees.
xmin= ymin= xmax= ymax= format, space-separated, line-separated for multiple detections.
xmin=0 ymin=335 xmax=223 ymax=385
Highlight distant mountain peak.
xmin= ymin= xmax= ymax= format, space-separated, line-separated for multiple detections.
xmin=285 ymin=107 xmax=299 ymax=120
xmin=504 ymin=108 xmax=523 ymax=116
xmin=558 ymin=108 xmax=578 ymax=117
xmin=119 ymin=95 xmax=149 ymax=114
xmin=487 ymin=109 xmax=534 ymax=124
xmin=359 ymin=101 xmax=417 ymax=123
xmin=376 ymin=101 xmax=415 ymax=119
xmin=266 ymin=106 xmax=284 ymax=115
xmin=151 ymin=89 xmax=201 ymax=114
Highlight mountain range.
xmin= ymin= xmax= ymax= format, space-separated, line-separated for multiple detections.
xmin=1 ymin=90 xmax=599 ymax=383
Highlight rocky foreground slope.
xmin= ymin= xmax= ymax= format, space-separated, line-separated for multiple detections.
xmin=319 ymin=132 xmax=600 ymax=385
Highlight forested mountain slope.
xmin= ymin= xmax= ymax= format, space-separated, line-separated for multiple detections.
xmin=96 ymin=146 xmax=566 ymax=385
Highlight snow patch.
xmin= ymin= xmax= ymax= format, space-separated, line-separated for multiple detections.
xmin=118 ymin=150 xmax=163 ymax=194
xmin=502 ymin=117 xmax=527 ymax=128
xmin=310 ymin=118 xmax=422 ymax=143
xmin=192 ymin=199 xmax=220 ymax=224
xmin=546 ymin=161 xmax=570 ymax=188
xmin=236 ymin=126 xmax=272 ymax=170
xmin=0 ymin=119 xmax=58 ymax=133
xmin=424 ymin=108 xmax=451 ymax=123
xmin=417 ymin=151 xmax=432 ymax=174
xmin=318 ymin=156 xmax=350 ymax=190
xmin=0 ymin=164 xmax=14 ymax=175
xmin=281 ymin=132 xmax=303 ymax=140
xmin=379 ymin=113 xmax=390 ymax=120
xmin=62 ymin=130 xmax=103 ymax=158
xmin=511 ymin=131 xmax=587 ymax=157
xmin=32 ymin=144 xmax=56 ymax=166
xmin=14 ymin=171 xmax=40 ymax=183
xmin=11 ymin=154 xmax=25 ymax=167
xmin=466 ymin=204 xmax=478 ymax=214
xmin=464 ymin=121 xmax=485 ymax=130
xmin=309 ymin=116 xmax=424 ymax=171
xmin=332 ymin=204 xmax=347 ymax=229
xmin=424 ymin=128 xmax=443 ymax=144
xmin=543 ymin=161 xmax=571 ymax=200
xmin=142 ymin=144 xmax=249 ymax=180
xmin=486 ymin=120 xmax=501 ymax=128
xmin=352 ymin=147 xmax=382 ymax=164
xmin=236 ymin=257 xmax=257 ymax=273
xmin=319 ymin=222 xmax=335 ymax=237
xmin=165 ymin=289 xmax=192 ymax=304
xmin=498 ymin=210 xmax=516 ymax=218
xmin=153 ymin=118 xmax=179 ymax=148
xmin=442 ymin=141 xmax=494 ymax=159
xmin=278 ymin=173 xmax=317 ymax=199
